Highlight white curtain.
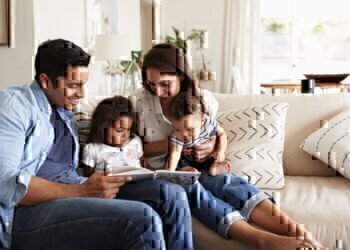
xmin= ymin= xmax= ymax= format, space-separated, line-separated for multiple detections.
xmin=221 ymin=0 xmax=261 ymax=94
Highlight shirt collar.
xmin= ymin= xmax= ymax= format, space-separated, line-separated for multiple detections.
xmin=30 ymin=80 xmax=52 ymax=115
xmin=30 ymin=80 xmax=73 ymax=120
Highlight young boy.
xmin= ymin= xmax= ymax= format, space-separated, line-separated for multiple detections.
xmin=166 ymin=91 xmax=231 ymax=176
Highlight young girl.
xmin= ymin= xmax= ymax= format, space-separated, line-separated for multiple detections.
xmin=166 ymin=90 xmax=231 ymax=176
xmin=82 ymin=95 xmax=144 ymax=174
xmin=81 ymin=95 xmax=195 ymax=249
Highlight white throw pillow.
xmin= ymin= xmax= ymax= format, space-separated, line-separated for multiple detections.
xmin=217 ymin=103 xmax=288 ymax=189
xmin=300 ymin=109 xmax=350 ymax=178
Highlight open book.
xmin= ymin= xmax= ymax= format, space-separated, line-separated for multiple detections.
xmin=106 ymin=166 xmax=201 ymax=187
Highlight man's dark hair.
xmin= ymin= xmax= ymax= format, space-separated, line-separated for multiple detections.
xmin=34 ymin=39 xmax=91 ymax=87
xmin=88 ymin=96 xmax=137 ymax=144
xmin=169 ymin=90 xmax=209 ymax=121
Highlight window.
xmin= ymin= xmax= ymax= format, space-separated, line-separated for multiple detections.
xmin=261 ymin=0 xmax=350 ymax=82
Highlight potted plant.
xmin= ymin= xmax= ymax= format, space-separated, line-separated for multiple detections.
xmin=165 ymin=26 xmax=188 ymax=55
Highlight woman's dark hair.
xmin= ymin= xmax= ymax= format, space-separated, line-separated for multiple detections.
xmin=142 ymin=43 xmax=199 ymax=95
xmin=169 ymin=90 xmax=209 ymax=121
xmin=34 ymin=39 xmax=91 ymax=87
xmin=88 ymin=96 xmax=137 ymax=144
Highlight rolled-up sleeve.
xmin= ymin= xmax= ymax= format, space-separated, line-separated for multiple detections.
xmin=0 ymin=91 xmax=32 ymax=207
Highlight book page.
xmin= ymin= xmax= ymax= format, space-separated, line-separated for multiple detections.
xmin=155 ymin=170 xmax=201 ymax=187
xmin=107 ymin=168 xmax=155 ymax=181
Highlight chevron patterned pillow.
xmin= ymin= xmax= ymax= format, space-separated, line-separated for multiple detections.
xmin=300 ymin=109 xmax=350 ymax=179
xmin=217 ymin=103 xmax=288 ymax=189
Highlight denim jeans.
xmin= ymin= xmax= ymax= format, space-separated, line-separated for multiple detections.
xmin=11 ymin=180 xmax=193 ymax=250
xmin=199 ymin=171 xmax=270 ymax=221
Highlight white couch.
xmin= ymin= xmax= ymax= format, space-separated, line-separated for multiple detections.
xmin=79 ymin=93 xmax=350 ymax=250
xmin=192 ymin=93 xmax=350 ymax=250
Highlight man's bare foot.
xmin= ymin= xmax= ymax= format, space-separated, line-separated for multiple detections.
xmin=208 ymin=160 xmax=231 ymax=176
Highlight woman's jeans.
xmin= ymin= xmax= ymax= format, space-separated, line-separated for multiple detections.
xmin=11 ymin=180 xmax=193 ymax=250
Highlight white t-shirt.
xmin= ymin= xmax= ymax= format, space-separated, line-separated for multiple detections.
xmin=82 ymin=136 xmax=143 ymax=173
xmin=131 ymin=88 xmax=218 ymax=170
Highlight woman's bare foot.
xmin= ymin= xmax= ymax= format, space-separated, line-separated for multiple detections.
xmin=208 ymin=160 xmax=231 ymax=176
xmin=258 ymin=234 xmax=313 ymax=250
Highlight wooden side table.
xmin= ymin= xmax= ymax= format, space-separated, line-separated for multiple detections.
xmin=261 ymin=82 xmax=350 ymax=94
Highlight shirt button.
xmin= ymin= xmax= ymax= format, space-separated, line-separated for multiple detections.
xmin=41 ymin=152 xmax=47 ymax=159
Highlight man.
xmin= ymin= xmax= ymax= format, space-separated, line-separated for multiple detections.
xmin=0 ymin=39 xmax=193 ymax=249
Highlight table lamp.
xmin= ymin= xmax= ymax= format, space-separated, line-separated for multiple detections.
xmin=94 ymin=34 xmax=132 ymax=94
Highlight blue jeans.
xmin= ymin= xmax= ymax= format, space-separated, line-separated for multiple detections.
xmin=11 ymin=180 xmax=193 ymax=250
xmin=199 ymin=171 xmax=271 ymax=221
xmin=178 ymin=157 xmax=270 ymax=237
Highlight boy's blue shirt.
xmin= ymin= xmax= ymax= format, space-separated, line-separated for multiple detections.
xmin=0 ymin=80 xmax=86 ymax=249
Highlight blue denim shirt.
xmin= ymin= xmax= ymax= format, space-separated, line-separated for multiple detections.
xmin=0 ymin=81 xmax=86 ymax=249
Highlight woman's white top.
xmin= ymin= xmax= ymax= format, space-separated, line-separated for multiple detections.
xmin=131 ymin=88 xmax=218 ymax=170
xmin=82 ymin=136 xmax=143 ymax=172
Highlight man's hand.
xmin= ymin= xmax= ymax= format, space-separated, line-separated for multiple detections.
xmin=177 ymin=166 xmax=199 ymax=173
xmin=81 ymin=173 xmax=132 ymax=199
xmin=183 ymin=136 xmax=216 ymax=162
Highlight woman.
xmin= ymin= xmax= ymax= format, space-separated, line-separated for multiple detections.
xmin=132 ymin=43 xmax=323 ymax=250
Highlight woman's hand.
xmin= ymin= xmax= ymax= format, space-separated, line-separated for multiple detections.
xmin=177 ymin=166 xmax=199 ymax=173
xmin=183 ymin=136 xmax=216 ymax=162
xmin=81 ymin=173 xmax=132 ymax=199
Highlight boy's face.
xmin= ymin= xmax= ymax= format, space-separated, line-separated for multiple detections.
xmin=172 ymin=113 xmax=203 ymax=142
xmin=106 ymin=116 xmax=133 ymax=147
xmin=40 ymin=66 xmax=89 ymax=110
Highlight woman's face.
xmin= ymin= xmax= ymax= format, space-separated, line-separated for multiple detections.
xmin=106 ymin=116 xmax=133 ymax=147
xmin=146 ymin=68 xmax=181 ymax=99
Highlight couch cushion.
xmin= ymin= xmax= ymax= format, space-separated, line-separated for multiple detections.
xmin=300 ymin=109 xmax=350 ymax=179
xmin=213 ymin=93 xmax=350 ymax=176
xmin=192 ymin=176 xmax=350 ymax=250
xmin=217 ymin=103 xmax=288 ymax=189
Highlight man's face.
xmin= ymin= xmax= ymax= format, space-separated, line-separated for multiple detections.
xmin=41 ymin=66 xmax=89 ymax=110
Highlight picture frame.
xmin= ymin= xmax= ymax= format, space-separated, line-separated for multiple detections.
xmin=0 ymin=0 xmax=15 ymax=47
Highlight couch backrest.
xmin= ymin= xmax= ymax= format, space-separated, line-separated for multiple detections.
xmin=213 ymin=93 xmax=350 ymax=176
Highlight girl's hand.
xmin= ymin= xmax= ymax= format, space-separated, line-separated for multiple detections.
xmin=177 ymin=166 xmax=199 ymax=173
xmin=184 ymin=136 xmax=216 ymax=162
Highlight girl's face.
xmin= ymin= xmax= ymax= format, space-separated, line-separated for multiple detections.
xmin=146 ymin=67 xmax=181 ymax=100
xmin=106 ymin=116 xmax=133 ymax=147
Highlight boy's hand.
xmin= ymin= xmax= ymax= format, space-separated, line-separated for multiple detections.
xmin=82 ymin=173 xmax=132 ymax=199
xmin=214 ymin=150 xmax=226 ymax=163
xmin=184 ymin=136 xmax=216 ymax=162
xmin=177 ymin=166 xmax=199 ymax=173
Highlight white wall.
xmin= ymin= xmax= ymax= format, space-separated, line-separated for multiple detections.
xmin=160 ymin=0 xmax=226 ymax=90
xmin=0 ymin=0 xmax=35 ymax=89
xmin=34 ymin=0 xmax=86 ymax=47
xmin=117 ymin=0 xmax=141 ymax=50
xmin=0 ymin=0 xmax=142 ymax=95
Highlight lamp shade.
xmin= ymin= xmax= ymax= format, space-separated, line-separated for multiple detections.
xmin=94 ymin=34 xmax=132 ymax=61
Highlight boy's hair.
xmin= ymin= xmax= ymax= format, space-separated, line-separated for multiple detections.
xmin=34 ymin=39 xmax=91 ymax=87
xmin=88 ymin=96 xmax=137 ymax=144
xmin=169 ymin=90 xmax=209 ymax=121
